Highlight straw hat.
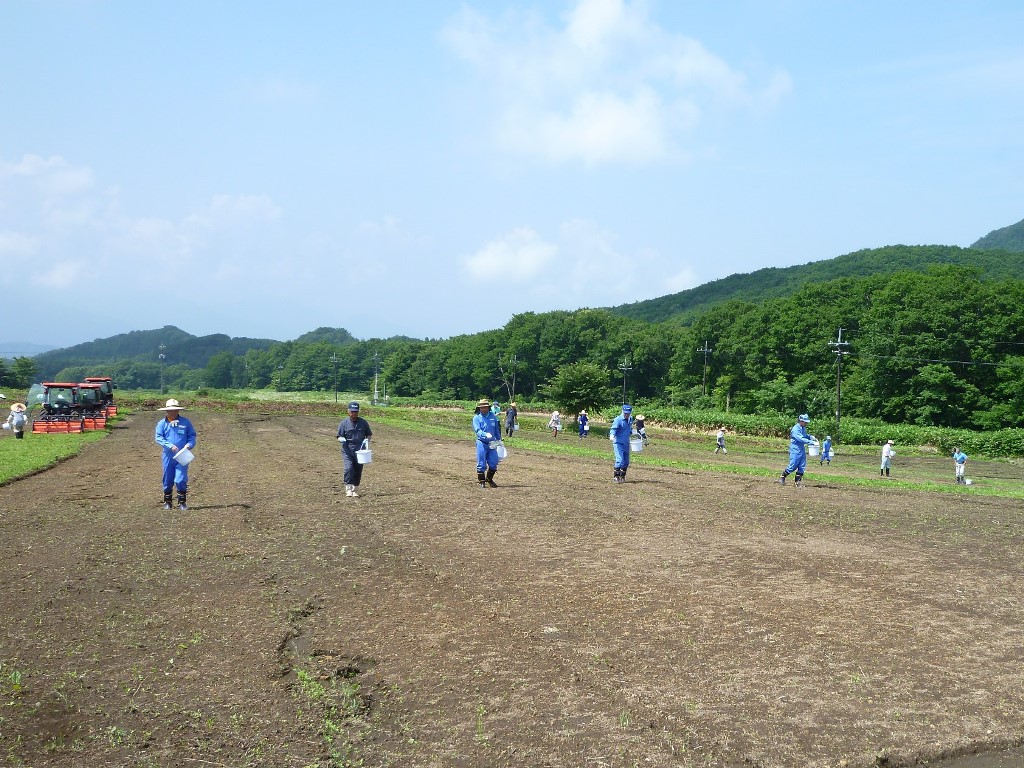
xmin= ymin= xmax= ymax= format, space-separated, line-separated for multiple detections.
xmin=476 ymin=398 xmax=491 ymax=408
xmin=636 ymin=414 xmax=645 ymax=420
xmin=10 ymin=402 xmax=26 ymax=413
xmin=158 ymin=398 xmax=185 ymax=411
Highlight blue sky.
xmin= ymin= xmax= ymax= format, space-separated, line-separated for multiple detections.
xmin=2 ymin=1 xmax=1022 ymax=349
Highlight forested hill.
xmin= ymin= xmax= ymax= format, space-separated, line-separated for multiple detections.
xmin=609 ymin=244 xmax=1024 ymax=324
xmin=32 ymin=325 xmax=280 ymax=380
xmin=972 ymin=217 xmax=1024 ymax=252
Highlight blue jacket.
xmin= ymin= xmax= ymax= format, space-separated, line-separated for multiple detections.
xmin=609 ymin=413 xmax=632 ymax=445
xmin=789 ymin=423 xmax=814 ymax=454
xmin=155 ymin=416 xmax=196 ymax=454
xmin=473 ymin=412 xmax=501 ymax=442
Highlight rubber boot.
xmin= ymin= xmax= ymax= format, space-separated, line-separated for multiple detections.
xmin=613 ymin=468 xmax=621 ymax=484
xmin=779 ymin=472 xmax=788 ymax=485
xmin=620 ymin=467 xmax=627 ymax=483
xmin=885 ymin=468 xmax=890 ymax=477
xmin=177 ymin=491 xmax=188 ymax=511
xmin=880 ymin=469 xmax=884 ymax=476
xmin=795 ymin=473 xmax=803 ymax=487
xmin=163 ymin=492 xmax=172 ymax=511
xmin=477 ymin=471 xmax=487 ymax=488
xmin=486 ymin=468 xmax=498 ymax=488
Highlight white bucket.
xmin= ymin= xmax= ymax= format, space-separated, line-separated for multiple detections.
xmin=513 ymin=423 xmax=519 ymax=431
xmin=583 ymin=424 xmax=590 ymax=432
xmin=965 ymin=478 xmax=972 ymax=486
xmin=174 ymin=447 xmax=194 ymax=466
xmin=808 ymin=444 xmax=819 ymax=457
xmin=496 ymin=444 xmax=507 ymax=459
xmin=629 ymin=437 xmax=643 ymax=452
xmin=356 ymin=439 xmax=372 ymax=464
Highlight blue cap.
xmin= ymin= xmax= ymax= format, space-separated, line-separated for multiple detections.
xmin=622 ymin=404 xmax=633 ymax=413
xmin=798 ymin=413 xmax=809 ymax=422
xmin=348 ymin=401 xmax=360 ymax=412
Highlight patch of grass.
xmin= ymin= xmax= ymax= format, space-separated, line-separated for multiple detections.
xmin=294 ymin=669 xmax=366 ymax=767
xmin=0 ymin=431 xmax=107 ymax=485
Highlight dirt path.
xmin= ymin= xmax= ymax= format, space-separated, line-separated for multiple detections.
xmin=2 ymin=412 xmax=1023 ymax=767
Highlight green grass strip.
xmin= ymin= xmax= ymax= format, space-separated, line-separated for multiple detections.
xmin=0 ymin=430 xmax=109 ymax=485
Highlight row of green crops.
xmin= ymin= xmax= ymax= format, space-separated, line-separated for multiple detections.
xmin=0 ymin=430 xmax=108 ymax=485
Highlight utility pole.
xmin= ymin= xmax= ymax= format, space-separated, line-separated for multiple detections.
xmin=330 ymin=353 xmax=339 ymax=403
xmin=498 ymin=354 xmax=519 ymax=402
xmin=158 ymin=345 xmax=166 ymax=394
xmin=618 ymin=356 xmax=633 ymax=404
xmin=372 ymin=351 xmax=381 ymax=405
xmin=828 ymin=328 xmax=851 ymax=443
xmin=697 ymin=340 xmax=713 ymax=396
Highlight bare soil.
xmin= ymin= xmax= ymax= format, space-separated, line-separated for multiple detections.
xmin=2 ymin=411 xmax=1024 ymax=768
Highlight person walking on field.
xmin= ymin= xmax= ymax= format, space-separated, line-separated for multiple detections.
xmin=634 ymin=414 xmax=649 ymax=445
xmin=880 ymin=439 xmax=895 ymax=477
xmin=548 ymin=410 xmax=562 ymax=437
xmin=952 ymin=447 xmax=968 ymax=484
xmin=473 ymin=397 xmax=503 ymax=488
xmin=5 ymin=402 xmax=28 ymax=439
xmin=155 ymin=398 xmax=197 ymax=510
xmin=714 ymin=427 xmax=727 ymax=454
xmin=577 ymin=410 xmax=589 ymax=439
xmin=820 ymin=435 xmax=833 ymax=466
xmin=337 ymin=401 xmax=373 ymax=497
xmin=504 ymin=402 xmax=518 ymax=438
xmin=609 ymin=404 xmax=634 ymax=484
xmin=779 ymin=413 xmax=816 ymax=487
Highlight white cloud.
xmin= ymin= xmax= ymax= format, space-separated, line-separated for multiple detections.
xmin=0 ymin=231 xmax=39 ymax=257
xmin=463 ymin=227 xmax=557 ymax=281
xmin=442 ymin=0 xmax=790 ymax=165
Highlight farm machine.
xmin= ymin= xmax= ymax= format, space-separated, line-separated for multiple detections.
xmin=31 ymin=380 xmax=113 ymax=433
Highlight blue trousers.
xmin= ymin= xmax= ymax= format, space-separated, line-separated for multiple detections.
xmin=476 ymin=440 xmax=499 ymax=472
xmin=613 ymin=441 xmax=630 ymax=470
xmin=784 ymin=449 xmax=807 ymax=475
xmin=161 ymin=453 xmax=189 ymax=494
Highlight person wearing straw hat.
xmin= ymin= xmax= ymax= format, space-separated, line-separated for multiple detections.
xmin=779 ymin=413 xmax=816 ymax=487
xmin=6 ymin=402 xmax=28 ymax=439
xmin=155 ymin=398 xmax=197 ymax=510
xmin=577 ymin=409 xmax=589 ymax=439
xmin=547 ymin=410 xmax=562 ymax=437
xmin=473 ymin=397 xmax=502 ymax=488
xmin=609 ymin=404 xmax=634 ymax=483
xmin=504 ymin=401 xmax=518 ymax=438
xmin=337 ymin=401 xmax=373 ymax=497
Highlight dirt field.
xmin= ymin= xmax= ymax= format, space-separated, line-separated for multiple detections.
xmin=2 ymin=411 xmax=1024 ymax=768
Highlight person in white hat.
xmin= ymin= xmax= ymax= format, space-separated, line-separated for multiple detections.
xmin=6 ymin=402 xmax=28 ymax=439
xmin=880 ymin=439 xmax=895 ymax=477
xmin=609 ymin=404 xmax=634 ymax=483
xmin=547 ymin=410 xmax=562 ymax=437
xmin=155 ymin=398 xmax=197 ymax=510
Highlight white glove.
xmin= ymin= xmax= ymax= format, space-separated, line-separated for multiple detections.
xmin=337 ymin=436 xmax=344 ymax=442
xmin=484 ymin=432 xmax=492 ymax=439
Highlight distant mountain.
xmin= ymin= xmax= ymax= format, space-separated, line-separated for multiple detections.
xmin=609 ymin=244 xmax=1024 ymax=323
xmin=972 ymin=217 xmax=1024 ymax=252
xmin=294 ymin=327 xmax=358 ymax=345
xmin=31 ymin=325 xmax=280 ymax=379
xmin=0 ymin=341 xmax=57 ymax=358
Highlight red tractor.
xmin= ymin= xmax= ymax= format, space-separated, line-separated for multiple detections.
xmin=31 ymin=382 xmax=108 ymax=433
xmin=83 ymin=376 xmax=117 ymax=416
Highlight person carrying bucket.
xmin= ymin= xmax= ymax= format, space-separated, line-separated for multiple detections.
xmin=504 ymin=402 xmax=518 ymax=437
xmin=337 ymin=401 xmax=373 ymax=497
xmin=473 ymin=397 xmax=502 ymax=488
xmin=609 ymin=404 xmax=634 ymax=484
xmin=819 ymin=435 xmax=833 ymax=465
xmin=5 ymin=402 xmax=28 ymax=439
xmin=577 ymin=410 xmax=589 ymax=439
xmin=779 ymin=413 xmax=816 ymax=487
xmin=155 ymin=398 xmax=197 ymax=510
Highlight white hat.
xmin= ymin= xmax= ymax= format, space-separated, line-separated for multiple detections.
xmin=10 ymin=402 xmax=26 ymax=413
xmin=158 ymin=398 xmax=185 ymax=411
xmin=887 ymin=439 xmax=893 ymax=444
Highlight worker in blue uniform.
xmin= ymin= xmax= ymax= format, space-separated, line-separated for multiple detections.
xmin=779 ymin=413 xmax=816 ymax=487
xmin=155 ymin=398 xmax=197 ymax=510
xmin=609 ymin=403 xmax=633 ymax=483
xmin=473 ymin=397 xmax=502 ymax=488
